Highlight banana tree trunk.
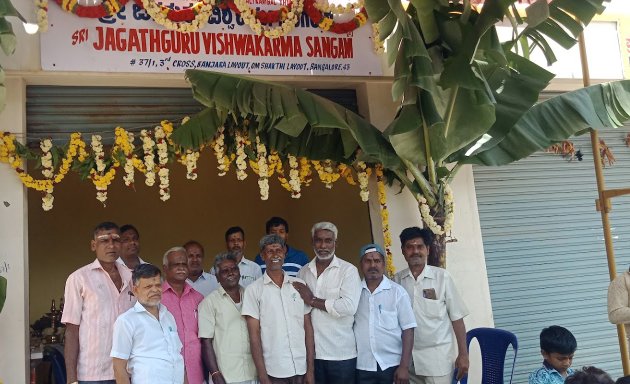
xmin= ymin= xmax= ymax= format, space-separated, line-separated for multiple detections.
xmin=430 ymin=233 xmax=446 ymax=268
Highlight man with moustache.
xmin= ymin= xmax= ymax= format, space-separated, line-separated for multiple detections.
xmin=198 ymin=253 xmax=257 ymax=384
xmin=254 ymin=217 xmax=309 ymax=276
xmin=62 ymin=221 xmax=136 ymax=384
xmin=243 ymin=234 xmax=315 ymax=384
xmin=162 ymin=247 xmax=205 ymax=384
xmin=111 ymin=263 xmax=184 ymax=384
xmin=184 ymin=240 xmax=219 ymax=297
xmin=117 ymin=224 xmax=147 ymax=270
xmin=295 ymin=222 xmax=361 ymax=384
xmin=354 ymin=243 xmax=416 ymax=384
xmin=393 ymin=227 xmax=469 ymax=384
xmin=220 ymin=226 xmax=262 ymax=287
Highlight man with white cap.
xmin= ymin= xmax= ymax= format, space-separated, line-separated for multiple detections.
xmin=354 ymin=243 xmax=416 ymax=384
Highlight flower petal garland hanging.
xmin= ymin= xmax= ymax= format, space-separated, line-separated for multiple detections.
xmin=35 ymin=0 xmax=49 ymax=32
xmin=135 ymin=0 xmax=215 ymax=32
xmin=232 ymin=0 xmax=304 ymax=38
xmin=55 ymin=0 xmax=129 ymax=18
xmin=375 ymin=165 xmax=395 ymax=277
xmin=0 ymin=123 xmax=377 ymax=210
xmin=304 ymin=0 xmax=367 ymax=34
xmin=313 ymin=0 xmax=363 ymax=14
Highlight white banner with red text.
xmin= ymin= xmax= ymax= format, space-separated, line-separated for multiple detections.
xmin=40 ymin=2 xmax=383 ymax=76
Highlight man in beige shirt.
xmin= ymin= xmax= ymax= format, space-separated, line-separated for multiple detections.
xmin=608 ymin=270 xmax=630 ymax=347
xmin=198 ymin=252 xmax=257 ymax=384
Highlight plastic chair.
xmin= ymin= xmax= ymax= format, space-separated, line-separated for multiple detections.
xmin=43 ymin=345 xmax=66 ymax=384
xmin=454 ymin=327 xmax=518 ymax=384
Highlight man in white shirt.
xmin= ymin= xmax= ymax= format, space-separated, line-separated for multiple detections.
xmin=295 ymin=222 xmax=361 ymax=384
xmin=198 ymin=252 xmax=257 ymax=384
xmin=242 ymin=234 xmax=315 ymax=384
xmin=354 ymin=243 xmax=416 ymax=384
xmin=111 ymin=263 xmax=185 ymax=384
xmin=219 ymin=226 xmax=262 ymax=287
xmin=116 ymin=224 xmax=147 ymax=270
xmin=184 ymin=240 xmax=219 ymax=297
xmin=393 ymin=227 xmax=469 ymax=384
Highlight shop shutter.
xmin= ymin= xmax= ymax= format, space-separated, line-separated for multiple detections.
xmin=26 ymin=86 xmax=359 ymax=146
xmin=473 ymin=126 xmax=630 ymax=381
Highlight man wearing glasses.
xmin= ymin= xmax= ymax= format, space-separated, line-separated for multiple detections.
xmin=61 ymin=221 xmax=136 ymax=384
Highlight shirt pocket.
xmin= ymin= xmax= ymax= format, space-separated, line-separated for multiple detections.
xmin=378 ymin=309 xmax=399 ymax=330
xmin=418 ymin=297 xmax=447 ymax=320
xmin=321 ymin=286 xmax=340 ymax=300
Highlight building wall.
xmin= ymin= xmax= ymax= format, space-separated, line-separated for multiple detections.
xmin=0 ymin=3 xmax=494 ymax=383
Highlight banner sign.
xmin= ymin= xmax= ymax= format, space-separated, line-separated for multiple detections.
xmin=41 ymin=2 xmax=383 ymax=76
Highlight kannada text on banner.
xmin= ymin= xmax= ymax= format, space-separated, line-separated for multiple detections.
xmin=41 ymin=2 xmax=383 ymax=76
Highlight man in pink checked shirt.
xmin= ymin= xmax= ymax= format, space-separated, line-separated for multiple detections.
xmin=162 ymin=246 xmax=205 ymax=384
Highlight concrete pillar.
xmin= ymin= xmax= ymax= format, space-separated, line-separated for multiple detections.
xmin=0 ymin=77 xmax=29 ymax=383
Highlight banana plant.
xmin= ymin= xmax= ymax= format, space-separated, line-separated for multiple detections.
xmin=172 ymin=0 xmax=630 ymax=266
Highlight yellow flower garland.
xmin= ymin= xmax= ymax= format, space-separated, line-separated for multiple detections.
xmin=376 ymin=165 xmax=395 ymax=277
xmin=1 ymin=126 xmax=382 ymax=210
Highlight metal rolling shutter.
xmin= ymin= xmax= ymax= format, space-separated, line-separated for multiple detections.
xmin=26 ymin=86 xmax=358 ymax=147
xmin=474 ymin=127 xmax=630 ymax=381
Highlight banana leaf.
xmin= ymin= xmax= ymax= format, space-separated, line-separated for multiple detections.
xmin=170 ymin=70 xmax=404 ymax=171
xmin=463 ymin=80 xmax=630 ymax=166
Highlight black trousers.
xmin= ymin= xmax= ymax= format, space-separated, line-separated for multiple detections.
xmin=356 ymin=364 xmax=397 ymax=384
xmin=315 ymin=358 xmax=357 ymax=384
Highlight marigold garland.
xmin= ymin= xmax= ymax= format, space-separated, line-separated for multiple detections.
xmin=55 ymin=0 xmax=129 ymax=18
xmin=213 ymin=127 xmax=229 ymax=176
xmin=255 ymin=136 xmax=269 ymax=200
xmin=1 ymin=125 xmax=379 ymax=208
xmin=155 ymin=124 xmax=171 ymax=201
xmin=39 ymin=139 xmax=54 ymax=210
xmin=233 ymin=0 xmax=304 ymax=38
xmin=35 ymin=0 xmax=49 ymax=32
xmin=234 ymin=130 xmax=248 ymax=180
xmin=356 ymin=161 xmax=369 ymax=202
xmin=313 ymin=0 xmax=363 ymax=14
xmin=137 ymin=0 xmax=215 ymax=33
xmin=371 ymin=23 xmax=385 ymax=54
xmin=304 ymin=0 xmax=367 ymax=34
xmin=141 ymin=129 xmax=156 ymax=187
xmin=415 ymin=184 xmax=455 ymax=236
xmin=287 ymin=154 xmax=301 ymax=198
xmin=312 ymin=159 xmax=340 ymax=188
xmin=375 ymin=165 xmax=395 ymax=277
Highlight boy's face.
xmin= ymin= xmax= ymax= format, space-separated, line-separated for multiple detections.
xmin=542 ymin=350 xmax=574 ymax=375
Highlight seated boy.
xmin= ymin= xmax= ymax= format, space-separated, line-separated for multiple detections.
xmin=529 ymin=325 xmax=577 ymax=384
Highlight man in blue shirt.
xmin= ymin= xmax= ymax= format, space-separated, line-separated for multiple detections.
xmin=254 ymin=216 xmax=309 ymax=277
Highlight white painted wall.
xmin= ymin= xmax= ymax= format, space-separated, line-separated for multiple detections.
xmin=0 ymin=78 xmax=29 ymax=384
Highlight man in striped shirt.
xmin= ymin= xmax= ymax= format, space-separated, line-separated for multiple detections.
xmin=61 ymin=221 xmax=136 ymax=384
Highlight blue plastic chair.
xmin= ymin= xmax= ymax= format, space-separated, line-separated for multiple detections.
xmin=43 ymin=345 xmax=66 ymax=384
xmin=454 ymin=327 xmax=518 ymax=384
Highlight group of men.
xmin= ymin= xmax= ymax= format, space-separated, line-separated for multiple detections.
xmin=61 ymin=216 xmax=470 ymax=384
